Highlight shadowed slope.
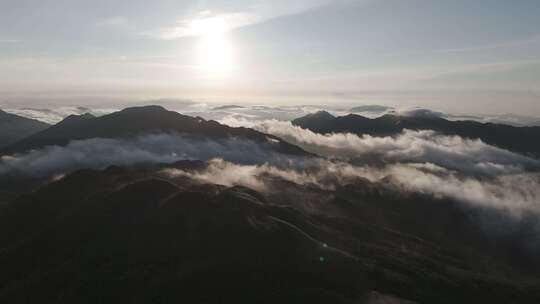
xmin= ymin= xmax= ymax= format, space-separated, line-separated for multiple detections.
xmin=0 ymin=110 xmax=50 ymax=149
xmin=0 ymin=161 xmax=539 ymax=303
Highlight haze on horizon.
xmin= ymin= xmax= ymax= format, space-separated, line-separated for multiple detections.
xmin=1 ymin=0 xmax=539 ymax=116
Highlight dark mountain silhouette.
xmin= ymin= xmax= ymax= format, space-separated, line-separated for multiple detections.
xmin=0 ymin=110 xmax=50 ymax=149
xmin=2 ymin=105 xmax=307 ymax=156
xmin=0 ymin=161 xmax=539 ymax=303
xmin=293 ymin=111 xmax=540 ymax=157
xmin=56 ymin=112 xmax=96 ymax=126
xmin=293 ymin=110 xmax=336 ymax=131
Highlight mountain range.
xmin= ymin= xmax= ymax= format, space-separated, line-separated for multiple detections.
xmin=1 ymin=105 xmax=306 ymax=157
xmin=293 ymin=111 xmax=540 ymax=157
xmin=1 ymin=105 xmax=540 ymax=303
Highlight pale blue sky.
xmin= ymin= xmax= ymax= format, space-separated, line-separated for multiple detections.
xmin=0 ymin=0 xmax=539 ymax=114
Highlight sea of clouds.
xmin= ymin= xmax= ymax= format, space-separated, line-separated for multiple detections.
xmin=1 ymin=104 xmax=540 ymax=222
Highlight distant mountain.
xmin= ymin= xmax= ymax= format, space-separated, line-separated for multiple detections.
xmin=292 ymin=111 xmax=337 ymax=131
xmin=2 ymin=105 xmax=307 ymax=156
xmin=0 ymin=161 xmax=538 ymax=303
xmin=212 ymin=105 xmax=246 ymax=110
xmin=349 ymin=105 xmax=393 ymax=113
xmin=293 ymin=111 xmax=540 ymax=157
xmin=56 ymin=112 xmax=96 ymax=126
xmin=0 ymin=109 xmax=50 ymax=149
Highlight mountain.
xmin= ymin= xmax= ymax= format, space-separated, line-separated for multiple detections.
xmin=292 ymin=111 xmax=337 ymax=131
xmin=2 ymin=105 xmax=307 ymax=156
xmin=293 ymin=111 xmax=540 ymax=157
xmin=0 ymin=109 xmax=50 ymax=149
xmin=56 ymin=112 xmax=96 ymax=126
xmin=0 ymin=161 xmax=538 ymax=303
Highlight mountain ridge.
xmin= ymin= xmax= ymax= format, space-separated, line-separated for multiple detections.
xmin=0 ymin=109 xmax=50 ymax=149
xmin=293 ymin=112 xmax=540 ymax=157
xmin=2 ymin=105 xmax=308 ymax=157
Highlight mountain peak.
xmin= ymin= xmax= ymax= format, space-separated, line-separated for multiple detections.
xmin=292 ymin=111 xmax=336 ymax=133
xmin=400 ymin=108 xmax=444 ymax=120
xmin=308 ymin=110 xmax=335 ymax=120
xmin=58 ymin=113 xmax=96 ymax=125
xmin=2 ymin=105 xmax=310 ymax=157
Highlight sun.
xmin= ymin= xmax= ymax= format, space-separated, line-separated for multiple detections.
xmin=191 ymin=17 xmax=234 ymax=74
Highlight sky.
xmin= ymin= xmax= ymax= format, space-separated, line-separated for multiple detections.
xmin=0 ymin=0 xmax=539 ymax=115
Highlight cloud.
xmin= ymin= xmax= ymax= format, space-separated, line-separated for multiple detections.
xmin=161 ymin=158 xmax=540 ymax=219
xmin=3 ymin=107 xmax=112 ymax=124
xmin=161 ymin=156 xmax=540 ymax=256
xmin=349 ymin=105 xmax=395 ymax=117
xmin=2 ymin=109 xmax=539 ymax=223
xmin=162 ymin=158 xmax=329 ymax=192
xmin=3 ymin=102 xmax=343 ymax=127
xmin=2 ymin=113 xmax=536 ymax=219
xmin=194 ymin=104 xmax=346 ymax=125
xmin=224 ymin=119 xmax=539 ymax=176
xmin=151 ymin=0 xmax=346 ymax=40
xmin=0 ymin=134 xmax=296 ymax=178
xmin=384 ymin=164 xmax=540 ymax=218
xmin=163 ymin=159 xmax=267 ymax=191
xmin=156 ymin=11 xmax=260 ymax=40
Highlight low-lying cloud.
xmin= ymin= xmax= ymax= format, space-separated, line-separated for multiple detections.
xmin=3 ymin=106 xmax=113 ymax=124
xmin=163 ymin=158 xmax=540 ymax=219
xmin=2 ymin=116 xmax=539 ymax=223
xmin=212 ymin=117 xmax=540 ymax=220
xmin=221 ymin=118 xmax=540 ymax=177
xmin=0 ymin=134 xmax=296 ymax=178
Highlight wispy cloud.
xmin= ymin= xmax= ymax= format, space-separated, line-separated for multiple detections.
xmin=0 ymin=134 xmax=296 ymax=178
xmin=155 ymin=11 xmax=260 ymax=40
xmin=150 ymin=0 xmax=345 ymax=40
xmin=3 ymin=106 xmax=112 ymax=124
xmin=162 ymin=158 xmax=540 ymax=219
xmin=220 ymin=118 xmax=540 ymax=176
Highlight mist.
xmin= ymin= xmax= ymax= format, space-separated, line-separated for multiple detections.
xmin=0 ymin=133 xmax=298 ymax=178
xmin=162 ymin=158 xmax=540 ymax=218
xmin=220 ymin=118 xmax=540 ymax=176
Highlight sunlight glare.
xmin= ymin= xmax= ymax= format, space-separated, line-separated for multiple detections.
xmin=191 ymin=16 xmax=234 ymax=74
